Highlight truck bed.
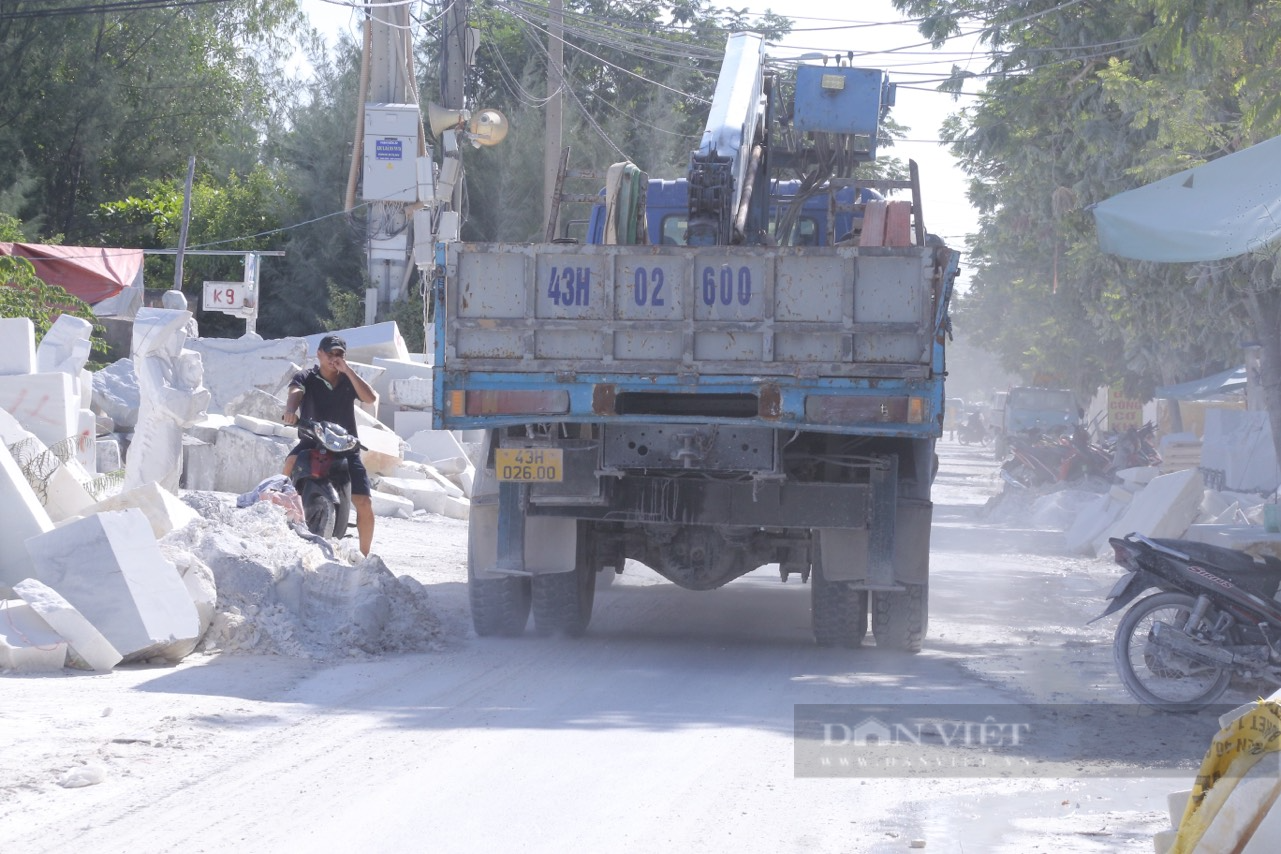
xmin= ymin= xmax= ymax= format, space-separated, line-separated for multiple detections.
xmin=434 ymin=241 xmax=959 ymax=437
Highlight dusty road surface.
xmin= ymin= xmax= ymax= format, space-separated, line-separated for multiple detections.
xmin=1 ymin=440 xmax=1250 ymax=853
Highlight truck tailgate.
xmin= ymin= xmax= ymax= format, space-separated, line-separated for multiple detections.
xmin=444 ymin=242 xmax=950 ymax=379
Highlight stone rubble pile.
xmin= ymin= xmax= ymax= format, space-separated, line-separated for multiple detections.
xmin=2 ymin=316 xmax=463 ymax=674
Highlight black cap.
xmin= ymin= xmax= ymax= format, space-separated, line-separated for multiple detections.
xmin=318 ymin=334 xmax=347 ymax=355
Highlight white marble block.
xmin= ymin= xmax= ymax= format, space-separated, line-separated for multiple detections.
xmin=36 ymin=314 xmax=93 ymax=376
xmin=24 ymin=509 xmax=201 ymax=662
xmin=0 ymin=317 xmax=36 ymax=376
xmin=92 ymin=358 xmax=140 ymax=430
xmin=97 ymin=437 xmax=121 ymax=472
xmin=87 ymin=481 xmax=200 ymax=539
xmin=187 ymin=334 xmax=307 ymax=413
xmin=0 ymin=371 xmax=78 ymax=451
xmin=303 ymin=322 xmax=409 ymax=365
xmin=0 ymin=442 xmax=55 ymax=594
xmin=12 ymin=578 xmax=121 ymax=671
xmin=0 ymin=600 xmax=68 ymax=672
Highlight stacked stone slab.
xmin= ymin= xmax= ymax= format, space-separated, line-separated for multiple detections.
xmin=24 ymin=509 xmax=201 ymax=663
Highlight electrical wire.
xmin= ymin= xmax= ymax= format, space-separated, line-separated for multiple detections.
xmin=0 ymin=0 xmax=233 ymax=20
xmin=497 ymin=2 xmax=713 ymax=105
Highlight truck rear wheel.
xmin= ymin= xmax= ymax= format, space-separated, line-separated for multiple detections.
xmin=531 ymin=565 xmax=595 ymax=637
xmin=469 ymin=569 xmax=532 ymax=637
xmin=468 ymin=502 xmax=531 ymax=637
xmin=810 ymin=541 xmax=868 ymax=648
xmin=872 ymin=583 xmax=927 ymax=653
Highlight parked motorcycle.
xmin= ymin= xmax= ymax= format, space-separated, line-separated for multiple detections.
xmin=1001 ymin=424 xmax=1128 ymax=489
xmin=957 ymin=412 xmax=988 ymax=445
xmin=1095 ymin=532 xmax=1281 ymax=711
xmin=1105 ymin=421 xmax=1162 ymax=471
xmin=289 ymin=419 xmax=361 ymax=539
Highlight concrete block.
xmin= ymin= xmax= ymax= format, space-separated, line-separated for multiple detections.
xmin=0 ymin=442 xmax=55 ymax=595
xmin=97 ymin=437 xmax=121 ymax=472
xmin=87 ymin=481 xmax=200 ymax=538
xmin=92 ymin=358 xmax=139 ymax=430
xmin=80 ymin=368 xmax=93 ymax=409
xmin=369 ymin=489 xmax=414 ymax=519
xmin=0 ymin=600 xmax=68 ymax=672
xmin=13 ymin=578 xmax=121 ymax=671
xmin=376 ymin=476 xmax=448 ymax=514
xmin=390 ymin=377 xmax=433 ymax=409
xmin=25 ymin=509 xmax=201 ymax=662
xmin=1095 ymin=468 xmax=1205 ymax=558
xmin=187 ymin=334 xmax=307 ymax=413
xmin=0 ymin=371 xmax=79 ymax=451
xmin=0 ymin=317 xmax=36 ymax=375
xmin=303 ymin=321 xmax=409 ymax=365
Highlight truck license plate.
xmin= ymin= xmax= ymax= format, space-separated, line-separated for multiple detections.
xmin=495 ymin=448 xmax=564 ymax=483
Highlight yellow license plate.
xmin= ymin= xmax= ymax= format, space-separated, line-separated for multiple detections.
xmin=495 ymin=448 xmax=564 ymax=483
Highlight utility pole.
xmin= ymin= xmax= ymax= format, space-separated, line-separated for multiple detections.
xmin=363 ymin=0 xmax=418 ymax=317
xmin=173 ymin=157 xmax=196 ymax=292
xmin=544 ymin=0 xmax=564 ymax=232
xmin=442 ymin=0 xmax=468 ymax=110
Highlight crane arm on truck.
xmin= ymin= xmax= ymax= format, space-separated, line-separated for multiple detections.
xmin=686 ymin=32 xmax=768 ymax=246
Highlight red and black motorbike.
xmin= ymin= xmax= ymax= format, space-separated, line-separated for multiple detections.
xmin=290 ymin=419 xmax=362 ymax=539
xmin=1095 ymin=533 xmax=1281 ymax=711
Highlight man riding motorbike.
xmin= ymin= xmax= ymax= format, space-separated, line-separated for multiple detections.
xmin=282 ymin=334 xmax=379 ymax=555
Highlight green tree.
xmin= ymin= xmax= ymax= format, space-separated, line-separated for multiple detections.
xmin=0 ymin=0 xmax=303 ymax=243
xmin=0 ymin=255 xmax=109 ymax=367
xmin=896 ymin=0 xmax=1259 ymax=399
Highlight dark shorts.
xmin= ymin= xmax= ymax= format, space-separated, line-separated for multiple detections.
xmin=288 ymin=442 xmax=371 ymax=497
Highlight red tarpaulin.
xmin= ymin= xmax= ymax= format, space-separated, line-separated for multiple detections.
xmin=0 ymin=242 xmax=143 ymax=305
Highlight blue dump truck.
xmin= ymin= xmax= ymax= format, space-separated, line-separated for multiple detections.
xmin=431 ymin=34 xmax=960 ymax=650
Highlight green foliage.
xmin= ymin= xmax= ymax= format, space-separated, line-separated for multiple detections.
xmin=0 ymin=1 xmax=304 ymax=243
xmin=0 ymin=213 xmax=24 ymax=242
xmin=0 ymin=256 xmax=110 ymax=368
xmin=898 ymin=0 xmax=1276 ymax=400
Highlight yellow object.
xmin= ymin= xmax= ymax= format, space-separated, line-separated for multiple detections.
xmin=1172 ymin=699 xmax=1281 ymax=853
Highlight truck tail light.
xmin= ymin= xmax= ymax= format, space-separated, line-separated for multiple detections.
xmin=450 ymin=390 xmax=570 ymax=416
xmin=805 ymin=395 xmax=909 ymax=425
xmin=908 ymin=397 xmax=924 ymax=424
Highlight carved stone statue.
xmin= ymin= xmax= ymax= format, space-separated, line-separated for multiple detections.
xmin=123 ymin=308 xmax=210 ymax=493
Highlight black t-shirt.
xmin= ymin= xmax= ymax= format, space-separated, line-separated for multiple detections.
xmin=290 ymin=366 xmax=359 ymax=435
